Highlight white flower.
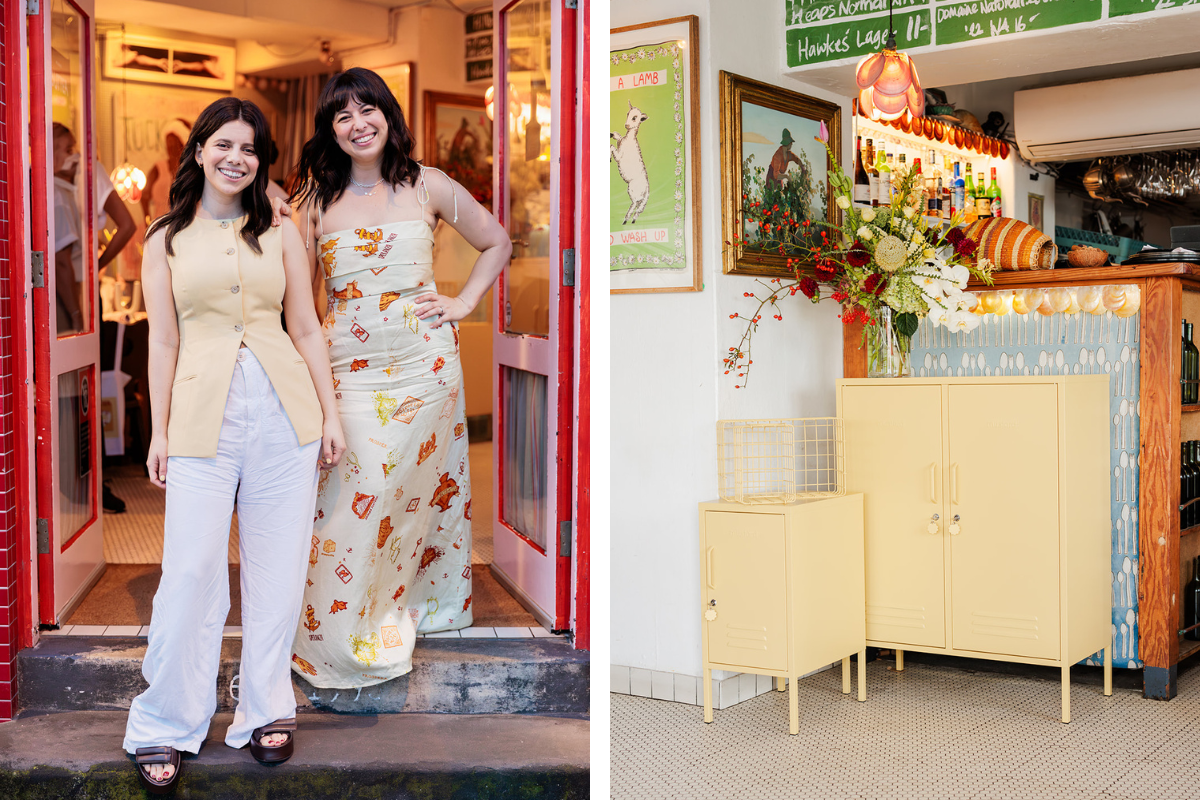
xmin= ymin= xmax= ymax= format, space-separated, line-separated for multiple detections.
xmin=836 ymin=195 xmax=850 ymax=210
xmin=948 ymin=310 xmax=982 ymax=333
xmin=875 ymin=235 xmax=907 ymax=271
xmin=857 ymin=227 xmax=873 ymax=240
xmin=861 ymin=208 xmax=876 ymax=223
xmin=939 ymin=264 xmax=970 ymax=291
xmin=923 ymin=248 xmax=936 ymax=259
xmin=902 ymin=206 xmax=915 ymax=220
xmin=912 ymin=272 xmax=944 ymax=299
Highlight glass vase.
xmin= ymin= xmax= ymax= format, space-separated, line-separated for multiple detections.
xmin=867 ymin=307 xmax=912 ymax=378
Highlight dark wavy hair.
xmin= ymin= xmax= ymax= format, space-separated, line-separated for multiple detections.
xmin=146 ymin=97 xmax=273 ymax=256
xmin=289 ymin=68 xmax=421 ymax=212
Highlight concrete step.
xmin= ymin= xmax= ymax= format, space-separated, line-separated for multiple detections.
xmin=0 ymin=709 xmax=588 ymax=799
xmin=18 ymin=636 xmax=589 ymax=715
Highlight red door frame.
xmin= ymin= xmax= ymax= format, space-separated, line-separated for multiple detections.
xmin=493 ymin=0 xmax=577 ymax=633
xmin=573 ymin=1 xmax=590 ymax=650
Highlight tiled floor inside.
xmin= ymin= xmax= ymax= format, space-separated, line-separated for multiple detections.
xmin=611 ymin=658 xmax=1200 ymax=800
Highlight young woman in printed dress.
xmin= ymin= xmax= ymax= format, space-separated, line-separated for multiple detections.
xmin=287 ymin=68 xmax=510 ymax=688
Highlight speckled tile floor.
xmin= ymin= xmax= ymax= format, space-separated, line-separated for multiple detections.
xmin=611 ymin=659 xmax=1200 ymax=799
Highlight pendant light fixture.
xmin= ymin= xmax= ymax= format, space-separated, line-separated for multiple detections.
xmin=854 ymin=0 xmax=923 ymax=122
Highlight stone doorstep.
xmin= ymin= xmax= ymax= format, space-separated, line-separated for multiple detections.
xmin=0 ymin=710 xmax=589 ymax=800
xmin=17 ymin=637 xmax=589 ymax=716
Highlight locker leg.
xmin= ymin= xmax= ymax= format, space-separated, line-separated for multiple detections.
xmin=788 ymin=674 xmax=799 ymax=735
xmin=1104 ymin=640 xmax=1113 ymax=697
xmin=895 ymin=649 xmax=904 ymax=671
xmin=703 ymin=667 xmax=713 ymax=724
xmin=841 ymin=657 xmax=851 ymax=694
xmin=858 ymin=648 xmax=867 ymax=702
xmin=775 ymin=676 xmax=786 ymax=692
xmin=1061 ymin=665 xmax=1071 ymax=724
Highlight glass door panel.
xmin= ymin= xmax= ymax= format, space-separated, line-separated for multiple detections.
xmin=500 ymin=367 xmax=547 ymax=550
xmin=502 ymin=0 xmax=551 ymax=337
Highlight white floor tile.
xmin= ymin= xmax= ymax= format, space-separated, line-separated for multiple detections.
xmin=530 ymin=627 xmax=557 ymax=638
xmin=222 ymin=626 xmax=243 ymax=638
xmin=629 ymin=668 xmax=652 ymax=698
xmin=651 ymin=671 xmax=674 ymax=702
xmin=494 ymin=626 xmax=534 ymax=638
xmin=137 ymin=626 xmax=151 ymax=637
xmin=42 ymin=626 xmax=74 ymax=636
xmin=103 ymin=625 xmax=142 ymax=637
xmin=611 ymin=665 xmax=631 ymax=695
xmin=460 ymin=627 xmax=497 ymax=638
xmin=70 ymin=625 xmax=107 ymax=636
xmin=423 ymin=630 xmax=461 ymax=638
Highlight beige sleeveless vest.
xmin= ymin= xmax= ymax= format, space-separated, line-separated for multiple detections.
xmin=165 ymin=217 xmax=322 ymax=457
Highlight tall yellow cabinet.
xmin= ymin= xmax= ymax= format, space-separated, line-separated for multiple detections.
xmin=837 ymin=376 xmax=1113 ymax=722
xmin=699 ymin=495 xmax=865 ymax=734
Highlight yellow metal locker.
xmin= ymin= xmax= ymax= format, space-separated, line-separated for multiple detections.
xmin=699 ymin=494 xmax=865 ymax=734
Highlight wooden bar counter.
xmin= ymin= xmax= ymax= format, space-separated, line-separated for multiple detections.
xmin=844 ymin=262 xmax=1200 ymax=700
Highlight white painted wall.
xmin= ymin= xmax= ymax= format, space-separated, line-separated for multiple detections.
xmin=611 ymin=0 xmax=848 ymax=677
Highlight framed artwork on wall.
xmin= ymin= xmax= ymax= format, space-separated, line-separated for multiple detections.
xmin=101 ymin=33 xmax=235 ymax=91
xmin=720 ymin=71 xmax=841 ymax=278
xmin=1029 ymin=193 xmax=1045 ymax=232
xmin=609 ymin=15 xmax=702 ymax=294
xmin=374 ymin=63 xmax=414 ymax=128
xmin=423 ymin=91 xmax=493 ymax=212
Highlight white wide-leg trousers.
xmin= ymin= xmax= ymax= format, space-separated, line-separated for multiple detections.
xmin=123 ymin=348 xmax=320 ymax=754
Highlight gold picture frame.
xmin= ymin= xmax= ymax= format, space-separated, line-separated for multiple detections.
xmin=609 ymin=15 xmax=702 ymax=294
xmin=720 ymin=71 xmax=841 ymax=278
xmin=374 ymin=63 xmax=415 ymax=128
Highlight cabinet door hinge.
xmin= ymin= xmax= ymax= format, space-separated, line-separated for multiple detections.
xmin=559 ymin=520 xmax=572 ymax=557
xmin=562 ymin=248 xmax=575 ymax=287
xmin=27 ymin=0 xmax=40 ymax=15
xmin=37 ymin=519 xmax=50 ymax=554
xmin=31 ymin=251 xmax=45 ymax=288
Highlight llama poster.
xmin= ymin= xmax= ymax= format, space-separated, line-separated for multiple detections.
xmin=609 ymin=41 xmax=687 ymax=276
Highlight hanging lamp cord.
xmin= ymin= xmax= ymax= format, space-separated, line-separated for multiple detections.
xmin=886 ymin=0 xmax=896 ymax=49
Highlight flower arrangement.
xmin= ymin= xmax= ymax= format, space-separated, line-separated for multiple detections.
xmin=724 ymin=124 xmax=995 ymax=386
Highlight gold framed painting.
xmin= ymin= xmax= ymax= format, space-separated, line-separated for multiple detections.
xmin=374 ymin=63 xmax=415 ymax=127
xmin=720 ymin=71 xmax=841 ymax=278
xmin=423 ymin=91 xmax=492 ymax=212
xmin=609 ymin=15 xmax=702 ymax=294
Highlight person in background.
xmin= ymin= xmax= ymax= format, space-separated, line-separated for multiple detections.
xmin=52 ymin=123 xmax=85 ymax=334
xmin=142 ymin=119 xmax=191 ymax=225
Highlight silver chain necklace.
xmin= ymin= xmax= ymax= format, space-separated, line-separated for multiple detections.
xmin=349 ymin=176 xmax=386 ymax=196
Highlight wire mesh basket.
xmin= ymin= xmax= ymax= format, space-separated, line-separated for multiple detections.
xmin=716 ymin=418 xmax=845 ymax=504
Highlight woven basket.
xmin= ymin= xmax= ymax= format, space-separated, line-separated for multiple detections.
xmin=964 ymin=218 xmax=1058 ymax=270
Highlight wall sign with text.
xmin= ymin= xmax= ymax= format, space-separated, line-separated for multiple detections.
xmin=784 ymin=0 xmax=1182 ymax=68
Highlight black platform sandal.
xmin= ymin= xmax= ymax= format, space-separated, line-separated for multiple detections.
xmin=134 ymin=746 xmax=182 ymax=794
xmin=249 ymin=718 xmax=296 ymax=765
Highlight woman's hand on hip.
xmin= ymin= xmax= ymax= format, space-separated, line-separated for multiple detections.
xmin=147 ymin=436 xmax=169 ymax=489
xmin=270 ymin=197 xmax=293 ymax=227
xmin=321 ymin=418 xmax=346 ymax=469
xmin=414 ymin=293 xmax=469 ymax=329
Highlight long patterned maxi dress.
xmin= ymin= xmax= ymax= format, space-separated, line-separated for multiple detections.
xmin=291 ymin=214 xmax=472 ymax=689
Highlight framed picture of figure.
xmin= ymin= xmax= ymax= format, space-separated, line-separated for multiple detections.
xmin=720 ymin=71 xmax=841 ymax=278
xmin=102 ymin=33 xmax=235 ymax=91
xmin=374 ymin=63 xmax=415 ymax=128
xmin=423 ymin=91 xmax=493 ymax=212
xmin=609 ymin=16 xmax=702 ymax=294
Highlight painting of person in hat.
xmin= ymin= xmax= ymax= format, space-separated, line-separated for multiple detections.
xmin=765 ymin=128 xmax=805 ymax=187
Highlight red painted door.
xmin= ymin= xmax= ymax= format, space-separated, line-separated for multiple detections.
xmin=29 ymin=0 xmax=104 ymax=625
xmin=491 ymin=0 xmax=576 ymax=632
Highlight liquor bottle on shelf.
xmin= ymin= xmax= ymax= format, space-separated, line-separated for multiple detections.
xmin=925 ymin=153 xmax=939 ymax=217
xmin=988 ymin=167 xmax=1002 ymax=218
xmin=1186 ymin=556 xmax=1200 ymax=640
xmin=1181 ymin=442 xmax=1190 ymax=531
xmin=941 ymin=166 xmax=952 ymax=222
xmin=1183 ymin=321 xmax=1189 ymax=405
xmin=976 ymin=173 xmax=991 ymax=220
xmin=951 ymin=162 xmax=964 ymax=220
xmin=885 ymin=153 xmax=896 ymax=204
xmin=870 ymin=143 xmax=882 ymax=207
xmin=1191 ymin=441 xmax=1199 ymax=529
xmin=1186 ymin=322 xmax=1199 ymax=405
xmin=963 ymin=164 xmax=977 ymax=224
xmin=911 ymin=157 xmax=924 ymax=215
xmin=877 ymin=149 xmax=892 ymax=207
xmin=854 ymin=137 xmax=872 ymax=208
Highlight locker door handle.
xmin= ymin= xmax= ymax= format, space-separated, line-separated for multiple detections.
xmin=930 ymin=464 xmax=938 ymax=504
xmin=951 ymin=462 xmax=960 ymax=505
xmin=706 ymin=547 xmax=715 ymax=589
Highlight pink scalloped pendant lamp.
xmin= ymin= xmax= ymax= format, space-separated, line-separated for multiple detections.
xmin=854 ymin=15 xmax=922 ymax=122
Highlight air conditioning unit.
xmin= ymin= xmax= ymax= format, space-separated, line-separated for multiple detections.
xmin=1014 ymin=68 xmax=1200 ymax=163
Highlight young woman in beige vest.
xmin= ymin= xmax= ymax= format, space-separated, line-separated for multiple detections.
xmin=122 ymin=97 xmax=346 ymax=793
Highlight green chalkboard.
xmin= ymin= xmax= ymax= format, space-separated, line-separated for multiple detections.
xmin=785 ymin=0 xmax=926 ymax=27
xmin=1109 ymin=0 xmax=1198 ymax=18
xmin=785 ymin=10 xmax=932 ymax=68
xmin=935 ymin=0 xmax=1102 ymax=45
